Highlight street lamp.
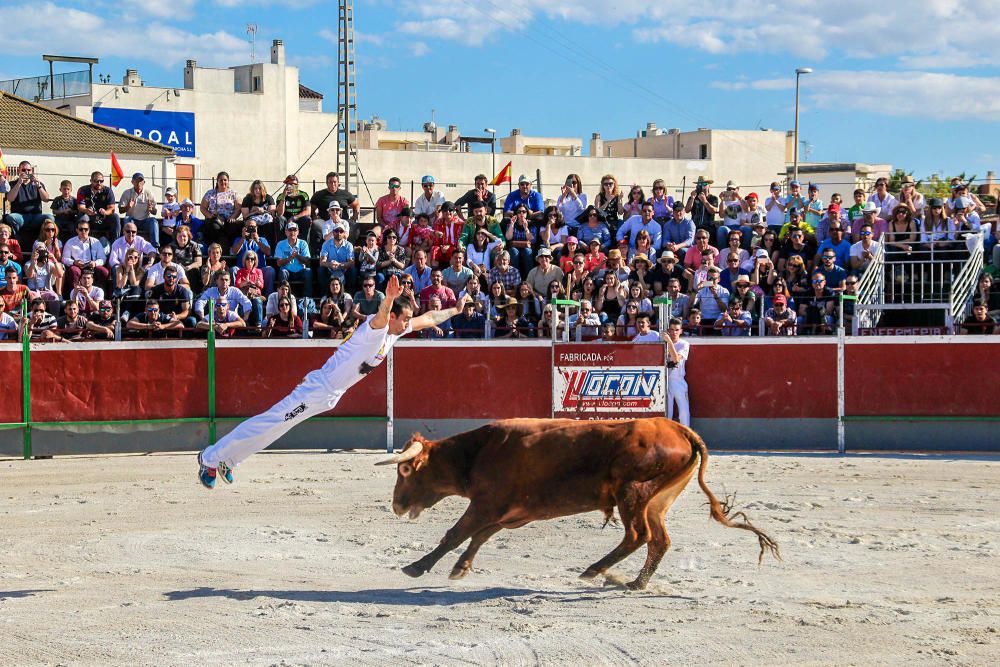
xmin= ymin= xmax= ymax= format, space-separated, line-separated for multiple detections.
xmin=484 ymin=127 xmax=497 ymax=190
xmin=793 ymin=67 xmax=812 ymax=183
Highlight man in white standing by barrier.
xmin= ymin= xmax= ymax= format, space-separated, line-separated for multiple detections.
xmin=660 ymin=317 xmax=690 ymax=426
xmin=197 ymin=275 xmax=470 ymax=488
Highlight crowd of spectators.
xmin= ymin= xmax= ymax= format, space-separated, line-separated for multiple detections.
xmin=1 ymin=162 xmax=997 ymax=342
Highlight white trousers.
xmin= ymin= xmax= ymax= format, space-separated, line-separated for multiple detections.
xmin=667 ymin=378 xmax=690 ymax=427
xmin=200 ymin=368 xmax=344 ymax=469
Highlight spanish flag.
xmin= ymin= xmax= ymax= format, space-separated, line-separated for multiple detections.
xmin=490 ymin=161 xmax=512 ymax=186
xmin=110 ymin=151 xmax=125 ymax=187
xmin=0 ymin=147 xmax=7 ymax=177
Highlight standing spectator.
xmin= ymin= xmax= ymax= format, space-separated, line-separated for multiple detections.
xmin=62 ymin=220 xmax=109 ymax=289
xmin=118 ymin=172 xmax=159 ymax=248
xmin=127 ymin=299 xmax=184 ymax=338
xmin=375 ymin=176 xmax=411 ymax=230
xmin=442 ymin=249 xmax=473 ymax=295
xmin=264 ymin=296 xmax=303 ymax=338
xmin=691 ymin=267 xmax=729 ymax=326
xmin=593 ymin=174 xmax=624 ymax=230
xmin=144 ymin=246 xmax=188 ymax=292
xmin=503 ymin=205 xmax=535 ymax=277
xmin=764 ymin=294 xmax=796 ymax=335
xmin=108 ymin=222 xmax=156 ymax=269
xmin=504 ymin=174 xmax=544 ymax=215
xmin=716 ymin=181 xmax=745 ymax=249
xmin=414 ymin=175 xmax=446 ymax=218
xmin=659 ymin=317 xmax=690 ymax=425
xmin=685 ymin=177 xmax=719 ymax=235
xmin=69 ymin=268 xmax=104 ymax=315
xmin=868 ymin=177 xmax=899 ymax=220
xmin=782 ymin=181 xmax=808 ymax=224
xmin=113 ymin=248 xmax=145 ymax=317
xmin=451 ymin=299 xmax=486 ymax=338
xmin=195 ymin=299 xmax=245 ymax=338
xmin=23 ymin=245 xmax=61 ymax=305
xmin=310 ymin=172 xmax=359 ymax=246
xmin=764 ymin=182 xmax=787 ymax=231
xmin=803 ymin=183 xmax=825 ymax=231
xmin=199 ymin=171 xmax=240 ymax=246
xmin=86 ymin=300 xmax=117 ymax=339
xmin=274 ymin=222 xmax=313 ymax=298
xmin=50 ymin=180 xmax=79 ymax=238
xmin=418 ymin=270 xmax=457 ymax=310
xmin=352 ymin=277 xmax=385 ymax=320
xmin=275 ymin=175 xmax=312 ymax=246
xmin=4 ymin=161 xmax=52 ymax=240
xmin=455 ymin=174 xmax=497 ymax=217
xmin=320 ymin=225 xmax=356 ymax=290
xmin=56 ymin=300 xmax=89 ymax=341
xmin=151 ymin=267 xmax=195 ymax=329
xmin=76 ymin=171 xmax=120 ymax=242
xmin=240 ymin=180 xmax=277 ymax=245
xmin=160 ymin=187 xmax=180 ymax=241
xmin=557 ymin=174 xmax=587 ymax=230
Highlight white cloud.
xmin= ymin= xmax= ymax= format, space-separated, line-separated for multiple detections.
xmin=409 ymin=42 xmax=431 ymax=57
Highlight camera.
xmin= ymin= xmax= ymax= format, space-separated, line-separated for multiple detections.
xmin=695 ymin=184 xmax=704 ymax=196
xmin=37 ymin=249 xmax=49 ymax=262
xmin=666 ymin=360 xmax=678 ymax=369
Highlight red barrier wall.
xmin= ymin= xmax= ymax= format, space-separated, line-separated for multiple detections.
xmin=393 ymin=345 xmax=552 ymax=420
xmin=30 ymin=347 xmax=207 ymax=422
xmin=214 ymin=346 xmax=386 ymax=418
xmin=845 ymin=342 xmax=1000 ymax=417
xmin=688 ymin=343 xmax=839 ymax=419
xmin=0 ymin=347 xmax=23 ymax=423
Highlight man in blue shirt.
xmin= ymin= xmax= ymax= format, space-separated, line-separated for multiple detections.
xmin=319 ymin=225 xmax=355 ymax=289
xmin=275 ymin=221 xmax=313 ymax=297
xmin=814 ymin=251 xmax=848 ymax=291
xmin=661 ymin=201 xmax=696 ymax=260
xmin=503 ymin=175 xmax=544 ymax=214
xmin=815 ymin=221 xmax=851 ymax=271
xmin=617 ymin=201 xmax=662 ymax=252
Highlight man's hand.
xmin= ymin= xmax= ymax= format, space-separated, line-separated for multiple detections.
xmin=456 ymin=294 xmax=472 ymax=311
xmin=384 ymin=274 xmax=403 ymax=300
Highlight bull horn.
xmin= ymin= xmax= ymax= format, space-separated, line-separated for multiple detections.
xmin=374 ymin=440 xmax=424 ymax=466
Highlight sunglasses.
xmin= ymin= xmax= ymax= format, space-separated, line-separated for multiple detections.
xmin=363 ymin=283 xmax=375 ymax=287
xmin=860 ymin=231 xmax=872 ymax=236
xmin=823 ymin=256 xmax=835 ymax=261
xmin=124 ymin=230 xmax=137 ymax=235
xmin=813 ymin=280 xmax=825 ymax=285
xmin=389 ymin=184 xmax=400 ymax=189
xmin=91 ymin=180 xmax=104 ymax=184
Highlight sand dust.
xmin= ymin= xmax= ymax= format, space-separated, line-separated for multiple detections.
xmin=1 ymin=451 xmax=998 ymax=665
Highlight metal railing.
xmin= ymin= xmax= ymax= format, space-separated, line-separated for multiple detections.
xmin=950 ymin=231 xmax=985 ymax=327
xmin=0 ymin=69 xmax=91 ymax=101
xmin=852 ymin=243 xmax=885 ymax=334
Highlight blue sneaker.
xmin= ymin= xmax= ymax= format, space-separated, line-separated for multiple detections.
xmin=197 ymin=450 xmax=217 ymax=489
xmin=217 ymin=460 xmax=234 ymax=484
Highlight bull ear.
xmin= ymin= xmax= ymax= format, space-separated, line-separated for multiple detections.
xmin=413 ymin=457 xmax=426 ymax=472
xmin=399 ymin=462 xmax=414 ymax=477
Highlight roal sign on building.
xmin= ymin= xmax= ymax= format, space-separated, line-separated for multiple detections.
xmin=92 ymin=107 xmax=196 ymax=157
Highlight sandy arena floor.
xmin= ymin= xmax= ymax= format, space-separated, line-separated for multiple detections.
xmin=1 ymin=450 xmax=998 ymax=666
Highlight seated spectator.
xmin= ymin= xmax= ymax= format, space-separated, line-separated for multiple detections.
xmin=397 ymin=274 xmax=420 ymax=315
xmin=961 ymin=300 xmax=997 ymax=335
xmin=50 ymin=179 xmax=79 ymax=238
xmin=681 ymin=231 xmax=718 ymax=274
xmin=355 ymin=230 xmax=382 ymax=285
xmin=322 ymin=200 xmax=350 ymax=243
xmin=451 ymin=297 xmax=486 ymax=338
xmin=850 ymin=223 xmax=882 ymax=273
xmin=229 ymin=221 xmax=271 ymax=293
xmin=85 ymin=299 xmax=117 ymax=339
xmin=778 ymin=207 xmax=815 ymax=241
xmin=34 ymin=220 xmax=64 ymax=267
xmin=313 ymin=278 xmax=352 ymax=338
xmin=458 ymin=200 xmax=504 ymax=253
xmin=576 ymin=206 xmax=612 ymax=251
xmin=69 ymin=268 xmax=103 ymax=315
xmin=195 ymin=298 xmax=245 ymax=338
xmin=375 ymin=177 xmax=410 ymax=230
xmin=27 ymin=297 xmax=61 ymax=341
xmin=691 ymin=267 xmax=730 ymax=325
xmin=264 ymin=296 xmax=303 ymax=338
xmin=442 ymin=249 xmax=473 ymax=295
xmin=487 ymin=250 xmax=521 ymax=292
xmin=418 ymin=270 xmax=457 ymax=310
xmin=631 ymin=312 xmax=660 ymax=342
xmin=23 ymin=245 xmax=62 ymax=305
xmin=487 ymin=280 xmax=509 ymax=319
xmin=504 ymin=174 xmax=544 ymax=215
xmin=556 ymin=174 xmax=587 ymax=229
xmin=777 ymin=226 xmax=815 ymax=274
xmin=173 ymin=199 xmax=204 ymax=243
xmin=617 ymin=202 xmax=662 ymax=254
xmin=390 ymin=207 xmax=416 ymax=256
xmin=557 ymin=238 xmax=583 ymax=274
xmin=569 ymin=299 xmax=602 ymax=338
xmin=661 ymin=201 xmax=695 ymax=260
xmin=0 ymin=301 xmax=18 ymax=339
xmin=595 ymin=270 xmax=626 ymax=323
xmin=626 ymin=281 xmax=652 ymax=313
xmin=109 ymin=221 xmax=157 ymax=269
xmin=195 ymin=271 xmax=253 ymax=321
xmin=265 ymin=280 xmax=297 ymax=322
xmin=798 ymin=274 xmax=836 ymax=335
xmin=565 ymin=253 xmax=592 ymax=294
xmin=730 ymin=274 xmax=757 ymax=316
xmin=459 ymin=275 xmax=490 ymax=314
xmin=718 ymin=229 xmax=751 ymax=274
xmin=784 ymin=256 xmax=812 ymax=298
xmin=410 ymin=212 xmax=435 ymax=255
xmin=56 ymin=299 xmax=89 ymax=340
xmin=240 ymin=179 xmax=277 ymax=244
xmin=320 ymin=224 xmax=356 ymax=290
xmin=404 ymin=249 xmax=433 ymax=294
xmin=526 ymin=248 xmax=564 ymax=297
xmin=503 ymin=205 xmax=535 ymax=276
xmin=233 ymin=251 xmax=266 ymax=324
xmin=150 ymin=267 xmax=196 ymax=329
xmin=853 ymin=202 xmax=888 ymax=243
xmin=973 ymin=273 xmax=1000 ymax=319
xmin=274 ymin=221 xmax=313 ymax=298
xmin=685 ymin=307 xmax=704 ymax=336
xmin=714 ymin=299 xmax=753 ymax=336
xmin=4 ymin=161 xmax=54 ymax=240
xmin=144 ymin=245 xmax=188 ymax=292
xmin=1 ymin=266 xmax=33 ymax=315
xmin=352 ymin=277 xmax=385 ymax=321
xmin=651 ymin=250 xmax=686 ymax=294
xmin=815 ymin=250 xmax=848 ymax=291
xmin=159 ymin=187 xmax=180 ymax=241
xmin=616 ymin=300 xmax=642 ymax=338
xmin=76 ymin=171 xmax=120 ymax=241
xmin=419 ymin=295 xmax=453 ymax=339
xmin=816 ymin=221 xmax=851 ymax=268
xmin=596 ymin=321 xmax=617 ymax=341
xmin=200 ymin=171 xmax=241 ymax=246
xmin=378 ymin=229 xmax=408 ymax=289
xmin=0 ymin=224 xmax=24 ymax=265
xmin=466 ymin=227 xmax=501 ymax=279
xmin=494 ymin=296 xmax=531 ymax=339
xmin=764 ymin=294 xmax=796 ymax=335
xmin=118 ymin=172 xmax=159 ymax=248
xmin=62 ymin=220 xmax=109 ymax=289
xmin=662 ymin=277 xmax=690 ymax=320
xmin=113 ymin=248 xmax=145 ymax=317
xmin=431 ymin=202 xmax=464 ymax=268
xmin=540 ymin=207 xmax=571 ymax=256
xmin=718 ymin=251 xmax=744 ymax=292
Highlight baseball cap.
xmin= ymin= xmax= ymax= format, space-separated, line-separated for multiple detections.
xmin=132 ymin=172 xmax=144 ymax=181
xmin=99 ymin=299 xmax=113 ymax=309
xmin=928 ymin=197 xmax=944 ymax=208
xmin=746 ymin=192 xmax=759 ymax=200
xmin=567 ymin=236 xmax=579 ymax=244
xmin=421 ymin=175 xmax=435 ymax=185
xmin=953 ymin=197 xmax=969 ymax=210
xmin=726 ymin=180 xmax=737 ymax=189
xmin=517 ymin=174 xmax=531 ymax=184
xmin=773 ymin=294 xmax=787 ymax=305
xmin=789 ymin=180 xmax=801 ymax=187
xmin=180 ymin=198 xmax=194 ymax=207
xmin=286 ymin=221 xmax=299 ymax=230
xmin=165 ymin=187 xmax=177 ymax=196
xmin=327 ymin=200 xmax=341 ymax=210
xmin=808 ymin=183 xmax=819 ymax=191
xmin=755 ymin=248 xmax=769 ymax=259
xmin=828 ymin=203 xmax=841 ymax=214
xmin=536 ymin=247 xmax=552 ymax=258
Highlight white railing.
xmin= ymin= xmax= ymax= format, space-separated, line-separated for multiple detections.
xmin=950 ymin=231 xmax=985 ymax=327
xmin=852 ymin=244 xmax=885 ymax=334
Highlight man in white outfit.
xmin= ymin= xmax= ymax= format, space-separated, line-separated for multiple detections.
xmin=659 ymin=317 xmax=690 ymax=426
xmin=197 ymin=275 xmax=469 ymax=488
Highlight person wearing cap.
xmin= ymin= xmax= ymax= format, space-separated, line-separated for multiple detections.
xmin=274 ymin=220 xmax=313 ymax=297
xmin=814 ymin=202 xmax=840 ymax=245
xmin=503 ymin=174 xmax=544 ymax=215
xmin=276 ymin=174 xmax=312 ymax=245
xmin=3 ymin=160 xmax=53 ymax=240
xmin=320 ymin=216 xmax=356 ymax=290
xmin=161 ymin=186 xmax=180 ymax=223
xmin=85 ymin=299 xmax=117 ymax=339
xmin=616 ymin=201 xmax=662 ymax=253
xmin=803 ymin=183 xmax=824 ymax=230
xmin=575 ymin=205 xmax=611 ymax=251
xmin=151 ymin=264 xmax=196 ymax=329
xmin=431 ymin=201 xmax=464 ymax=268
xmin=736 ymin=191 xmax=765 ymax=246
xmin=684 ymin=176 xmax=719 ymax=233
xmin=374 ymin=176 xmax=410 ymax=230
xmin=458 ymin=199 xmax=504 ymax=251
xmin=583 ymin=237 xmax=608 ymax=273
xmin=949 ymin=198 xmax=995 ymax=259
xmin=920 ymin=197 xmax=957 ymax=253
xmin=118 ymin=172 xmax=160 ymax=248
xmin=76 ymin=170 xmax=121 ymax=242
xmin=414 ymin=175 xmax=446 ymax=218
xmin=199 ymin=171 xmax=239 ymax=247
xmin=173 ymin=198 xmax=204 ymax=242
xmin=660 ymin=201 xmax=695 ymax=260
xmin=716 ymin=180 xmax=746 ymax=249
xmin=778 ymin=206 xmax=816 ymax=242
xmin=525 ymin=247 xmax=563 ymax=296
xmin=867 ymin=177 xmax=899 ymax=220
xmin=651 ymin=250 xmax=687 ymax=295
xmin=455 ymin=174 xmax=497 ymax=218
xmin=764 ymin=294 xmax=795 ymax=336
xmin=947 ymin=180 xmax=987 ymax=217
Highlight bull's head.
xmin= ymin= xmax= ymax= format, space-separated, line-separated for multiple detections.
xmin=375 ymin=434 xmax=450 ymax=519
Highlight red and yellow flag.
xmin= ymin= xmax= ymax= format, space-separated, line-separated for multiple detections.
xmin=110 ymin=152 xmax=125 ymax=187
xmin=490 ymin=161 xmax=512 ymax=186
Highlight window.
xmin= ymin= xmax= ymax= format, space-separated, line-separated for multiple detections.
xmin=699 ymin=144 xmax=708 ymax=159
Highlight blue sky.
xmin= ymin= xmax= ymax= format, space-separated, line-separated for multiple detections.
xmin=2 ymin=0 xmax=998 ymax=183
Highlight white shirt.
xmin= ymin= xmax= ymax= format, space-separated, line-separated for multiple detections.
xmin=765 ymin=197 xmax=785 ymax=227
xmin=62 ymin=236 xmax=107 ymax=267
xmin=108 ymin=235 xmax=156 ymax=267
xmin=667 ymin=337 xmax=690 ymax=382
xmin=146 ymin=261 xmax=186 ymax=288
xmin=868 ymin=192 xmax=899 ymax=219
xmin=413 ymin=191 xmax=445 ymax=217
xmin=849 ymin=240 xmax=882 ymax=259
xmin=466 ymin=241 xmax=500 ymax=271
xmin=316 ymin=314 xmax=412 ymax=393
xmin=632 ymin=331 xmax=661 ymax=343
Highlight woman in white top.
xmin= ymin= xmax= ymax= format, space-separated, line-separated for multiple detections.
xmin=465 ymin=228 xmax=500 ymax=276
xmin=540 ymin=206 xmax=570 ymax=255
xmin=557 ymin=173 xmax=587 ymax=229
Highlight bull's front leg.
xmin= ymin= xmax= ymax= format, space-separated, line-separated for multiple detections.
xmin=402 ymin=506 xmax=488 ymax=578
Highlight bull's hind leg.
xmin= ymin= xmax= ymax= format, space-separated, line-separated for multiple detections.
xmin=627 ymin=460 xmax=699 ymax=590
xmin=449 ymin=524 xmax=503 ymax=580
xmin=580 ymin=484 xmax=650 ymax=580
xmin=402 ymin=506 xmax=491 ymax=578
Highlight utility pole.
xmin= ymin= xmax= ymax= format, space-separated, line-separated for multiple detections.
xmin=337 ymin=0 xmax=358 ymax=192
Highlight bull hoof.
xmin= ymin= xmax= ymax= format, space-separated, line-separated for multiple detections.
xmin=579 ymin=568 xmax=602 ymax=580
xmin=401 ymin=563 xmax=426 ymax=578
xmin=625 ymin=579 xmax=648 ymax=591
xmin=448 ymin=565 xmax=470 ymax=580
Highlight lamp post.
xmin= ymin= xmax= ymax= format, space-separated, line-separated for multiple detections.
xmin=793 ymin=67 xmax=812 ymax=183
xmin=484 ymin=127 xmax=496 ymax=190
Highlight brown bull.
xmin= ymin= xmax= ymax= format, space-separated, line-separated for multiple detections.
xmin=377 ymin=417 xmax=780 ymax=590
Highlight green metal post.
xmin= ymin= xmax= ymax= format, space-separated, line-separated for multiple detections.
xmin=207 ymin=299 xmax=217 ymax=445
xmin=20 ymin=302 xmax=31 ymax=459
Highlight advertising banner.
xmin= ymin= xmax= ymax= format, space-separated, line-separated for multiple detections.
xmin=552 ymin=344 xmax=665 ymax=419
xmin=92 ymin=107 xmax=196 ymax=157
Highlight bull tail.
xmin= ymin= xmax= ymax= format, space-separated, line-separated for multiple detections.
xmin=683 ymin=426 xmax=782 ymax=565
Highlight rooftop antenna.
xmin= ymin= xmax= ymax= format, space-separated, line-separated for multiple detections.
xmin=247 ymin=24 xmax=259 ymax=63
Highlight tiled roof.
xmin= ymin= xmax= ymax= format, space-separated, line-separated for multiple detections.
xmin=0 ymin=92 xmax=174 ymax=157
xmin=298 ymin=83 xmax=324 ymax=100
